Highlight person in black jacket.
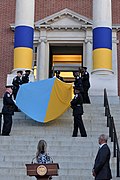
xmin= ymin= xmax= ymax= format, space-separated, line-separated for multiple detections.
xmin=81 ymin=67 xmax=90 ymax=103
xmin=2 ymin=85 xmax=16 ymax=136
xmin=71 ymin=86 xmax=87 ymax=137
xmin=12 ymin=70 xmax=23 ymax=99
xmin=92 ymin=134 xmax=112 ymax=180
xmin=55 ymin=70 xmax=64 ymax=81
xmin=73 ymin=71 xmax=84 ymax=99
xmin=22 ymin=70 xmax=31 ymax=84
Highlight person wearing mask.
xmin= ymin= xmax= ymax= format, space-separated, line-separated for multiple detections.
xmin=71 ymin=86 xmax=87 ymax=137
xmin=1 ymin=85 xmax=16 ymax=136
xmin=22 ymin=70 xmax=31 ymax=84
xmin=12 ymin=70 xmax=23 ymax=99
xmin=92 ymin=134 xmax=112 ymax=180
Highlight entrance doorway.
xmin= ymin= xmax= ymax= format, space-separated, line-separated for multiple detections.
xmin=49 ymin=44 xmax=83 ymax=82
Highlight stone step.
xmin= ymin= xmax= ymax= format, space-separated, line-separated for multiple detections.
xmin=0 ymin=137 xmax=107 ymax=145
xmin=0 ymin=153 xmax=116 ymax=162
xmin=0 ymin=155 xmax=94 ymax=162
xmin=0 ymin=175 xmax=95 ymax=180
xmin=90 ymin=96 xmax=120 ymax=105
xmin=0 ymin=167 xmax=100 ymax=176
xmin=0 ymin=98 xmax=119 ymax=179
xmin=0 ymin=175 xmax=118 ymax=180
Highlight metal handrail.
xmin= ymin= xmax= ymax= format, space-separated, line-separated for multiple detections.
xmin=104 ymin=88 xmax=120 ymax=177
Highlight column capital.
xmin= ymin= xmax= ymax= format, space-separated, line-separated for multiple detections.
xmin=85 ymin=39 xmax=92 ymax=44
xmin=112 ymin=39 xmax=119 ymax=44
xmin=39 ymin=38 xmax=47 ymax=43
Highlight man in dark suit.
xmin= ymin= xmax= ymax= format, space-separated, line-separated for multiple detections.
xmin=92 ymin=134 xmax=112 ymax=180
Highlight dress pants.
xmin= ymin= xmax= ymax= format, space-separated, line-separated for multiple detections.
xmin=83 ymin=89 xmax=90 ymax=104
xmin=2 ymin=114 xmax=12 ymax=135
xmin=72 ymin=115 xmax=87 ymax=137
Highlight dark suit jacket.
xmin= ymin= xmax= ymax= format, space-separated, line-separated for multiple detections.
xmin=93 ymin=144 xmax=112 ymax=180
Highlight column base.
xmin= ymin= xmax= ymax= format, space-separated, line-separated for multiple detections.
xmin=91 ymin=68 xmax=114 ymax=75
xmin=89 ymin=73 xmax=118 ymax=96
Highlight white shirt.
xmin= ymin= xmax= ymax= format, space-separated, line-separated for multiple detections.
xmin=99 ymin=143 xmax=106 ymax=149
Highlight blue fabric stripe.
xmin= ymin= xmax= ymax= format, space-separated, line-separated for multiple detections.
xmin=14 ymin=26 xmax=34 ymax=49
xmin=93 ymin=27 xmax=112 ymax=50
xmin=16 ymin=78 xmax=56 ymax=123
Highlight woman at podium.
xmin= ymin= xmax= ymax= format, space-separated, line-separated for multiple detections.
xmin=36 ymin=140 xmax=53 ymax=164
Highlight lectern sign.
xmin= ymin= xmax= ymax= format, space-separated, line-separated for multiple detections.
xmin=26 ymin=163 xmax=59 ymax=180
xmin=37 ymin=165 xmax=47 ymax=176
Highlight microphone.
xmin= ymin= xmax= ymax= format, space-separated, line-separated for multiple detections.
xmin=31 ymin=156 xmax=36 ymax=164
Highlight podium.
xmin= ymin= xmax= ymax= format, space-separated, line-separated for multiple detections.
xmin=26 ymin=163 xmax=59 ymax=180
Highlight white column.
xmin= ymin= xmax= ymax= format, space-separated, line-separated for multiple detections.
xmin=93 ymin=0 xmax=112 ymax=74
xmin=7 ymin=0 xmax=35 ymax=86
xmin=36 ymin=41 xmax=40 ymax=80
xmin=15 ymin=0 xmax=34 ymax=27
xmin=14 ymin=0 xmax=35 ymax=71
xmin=44 ymin=42 xmax=49 ymax=79
xmin=85 ymin=39 xmax=92 ymax=73
xmin=112 ymin=31 xmax=119 ymax=75
xmin=37 ymin=39 xmax=46 ymax=80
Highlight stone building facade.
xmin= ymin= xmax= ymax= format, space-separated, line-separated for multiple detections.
xmin=0 ymin=0 xmax=120 ymax=97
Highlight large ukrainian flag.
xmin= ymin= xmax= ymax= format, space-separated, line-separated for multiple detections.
xmin=16 ymin=78 xmax=72 ymax=123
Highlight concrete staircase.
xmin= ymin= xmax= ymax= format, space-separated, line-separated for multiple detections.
xmin=0 ymin=99 xmax=119 ymax=180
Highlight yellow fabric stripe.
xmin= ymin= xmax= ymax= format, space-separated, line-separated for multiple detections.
xmin=14 ymin=47 xmax=33 ymax=69
xmin=93 ymin=48 xmax=112 ymax=70
xmin=44 ymin=78 xmax=72 ymax=123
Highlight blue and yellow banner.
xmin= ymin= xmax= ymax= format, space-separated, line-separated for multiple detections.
xmin=16 ymin=77 xmax=73 ymax=123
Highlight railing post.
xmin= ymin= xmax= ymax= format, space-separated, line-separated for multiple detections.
xmin=109 ymin=116 xmax=113 ymax=141
xmin=113 ymin=134 xmax=116 ymax=157
xmin=105 ymin=105 xmax=109 ymax=116
xmin=104 ymin=88 xmax=106 ymax=107
xmin=104 ymin=89 xmax=120 ymax=178
xmin=111 ymin=117 xmax=114 ymax=142
xmin=117 ymin=150 xmax=120 ymax=177
xmin=107 ymin=115 xmax=111 ymax=127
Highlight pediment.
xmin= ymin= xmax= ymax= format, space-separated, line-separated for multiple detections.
xmin=35 ymin=8 xmax=92 ymax=29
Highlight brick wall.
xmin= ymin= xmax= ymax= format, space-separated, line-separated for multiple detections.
xmin=35 ymin=0 xmax=92 ymax=21
xmin=0 ymin=0 xmax=120 ymax=97
xmin=0 ymin=0 xmax=15 ymax=96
